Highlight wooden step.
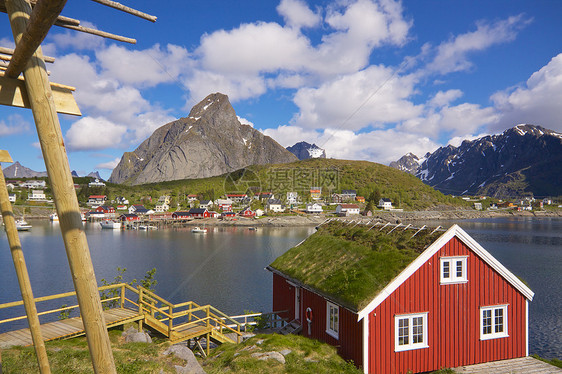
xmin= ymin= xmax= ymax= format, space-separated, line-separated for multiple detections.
xmin=278 ymin=320 xmax=302 ymax=335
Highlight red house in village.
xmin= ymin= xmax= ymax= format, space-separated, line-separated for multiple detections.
xmin=94 ymin=205 xmax=115 ymax=214
xmin=238 ymin=207 xmax=256 ymax=218
xmin=188 ymin=208 xmax=211 ymax=219
xmin=119 ymin=213 xmax=139 ymax=222
xmin=268 ymin=222 xmax=534 ymax=374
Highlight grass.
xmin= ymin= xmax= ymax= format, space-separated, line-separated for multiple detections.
xmin=201 ymin=333 xmax=361 ymax=374
xmin=531 ymin=354 xmax=562 ymax=368
xmin=270 ymin=221 xmax=443 ymax=311
xmin=0 ymin=329 xmax=180 ymax=374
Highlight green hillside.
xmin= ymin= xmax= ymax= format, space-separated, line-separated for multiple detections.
xmin=102 ymin=159 xmax=467 ymax=210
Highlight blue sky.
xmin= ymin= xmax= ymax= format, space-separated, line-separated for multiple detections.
xmin=1 ymin=0 xmax=561 ymax=179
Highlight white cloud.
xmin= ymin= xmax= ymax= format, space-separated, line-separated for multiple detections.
xmin=426 ymin=14 xmax=532 ymax=74
xmin=447 ymin=132 xmax=490 ymax=147
xmin=429 ymin=89 xmax=463 ymax=108
xmin=65 ymin=117 xmax=127 ymax=151
xmin=291 ymin=65 xmax=422 ymax=130
xmin=96 ymin=158 xmax=121 ymax=170
xmin=0 ymin=114 xmax=30 ymax=136
xmin=48 ymin=21 xmax=105 ymax=51
xmin=491 ymin=53 xmax=562 ymax=133
xmin=264 ymin=125 xmax=439 ymax=164
xmin=277 ymin=0 xmax=321 ymax=29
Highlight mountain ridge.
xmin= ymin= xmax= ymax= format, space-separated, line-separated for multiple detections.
xmin=287 ymin=141 xmax=326 ymax=160
xmin=390 ymin=124 xmax=562 ymax=198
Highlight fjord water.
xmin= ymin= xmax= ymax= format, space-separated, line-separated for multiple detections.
xmin=0 ymin=217 xmax=560 ymax=359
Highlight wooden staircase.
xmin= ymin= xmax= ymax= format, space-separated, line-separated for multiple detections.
xmin=277 ymin=319 xmax=302 ymax=335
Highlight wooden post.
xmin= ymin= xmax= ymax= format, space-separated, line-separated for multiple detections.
xmin=0 ymin=154 xmax=51 ymax=374
xmin=5 ymin=1 xmax=117 ymax=373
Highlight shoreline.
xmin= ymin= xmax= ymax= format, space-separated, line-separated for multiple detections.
xmin=7 ymin=206 xmax=562 ymax=227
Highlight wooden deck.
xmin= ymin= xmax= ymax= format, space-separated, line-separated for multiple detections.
xmin=454 ymin=356 xmax=562 ymax=373
xmin=0 ymin=307 xmax=142 ymax=349
xmin=0 ymin=284 xmax=245 ymax=351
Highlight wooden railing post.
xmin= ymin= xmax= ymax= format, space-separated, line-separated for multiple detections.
xmin=120 ymin=284 xmax=125 ymax=308
xmin=0 ymin=154 xmax=51 ymax=374
xmin=138 ymin=287 xmax=143 ymax=314
xmin=5 ymin=1 xmax=117 ymax=373
xmin=168 ymin=305 xmax=173 ymax=337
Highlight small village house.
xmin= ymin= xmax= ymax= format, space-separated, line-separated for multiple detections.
xmin=172 ymin=211 xmax=192 ymax=221
xmin=286 ymin=192 xmax=298 ymax=206
xmin=355 ymin=196 xmax=365 ymax=203
xmin=114 ymin=196 xmax=129 ymax=205
xmin=88 ymin=195 xmax=107 ymax=207
xmin=119 ymin=213 xmax=140 ymax=222
xmin=27 ymin=189 xmax=47 ymax=201
xmin=335 ymin=203 xmax=360 ymax=215
xmin=155 ymin=203 xmax=170 ymax=212
xmin=128 ymin=204 xmax=153 ymax=215
xmin=268 ymin=222 xmax=534 ymax=373
xmin=187 ymin=194 xmax=198 ymax=202
xmin=188 ymin=208 xmax=211 ymax=219
xmin=116 ymin=205 xmax=128 ymax=211
xmin=216 ymin=198 xmax=233 ymax=212
xmin=378 ymin=198 xmax=393 ymax=210
xmin=310 ymin=187 xmax=322 ymax=200
xmin=266 ymin=199 xmax=285 ymax=213
xmin=94 ymin=206 xmax=116 ymax=216
xmin=8 ymin=193 xmax=16 ymax=203
xmin=227 ymin=194 xmax=248 ymax=203
xmin=239 ymin=207 xmax=256 ymax=218
xmin=19 ymin=180 xmax=46 ymax=189
xmin=306 ymin=202 xmax=323 ymax=214
xmin=199 ymin=199 xmax=214 ymax=210
xmin=88 ymin=178 xmax=105 ymax=187
xmin=341 ymin=189 xmax=357 ymax=201
xmin=474 ymin=202 xmax=483 ymax=210
xmin=220 ymin=211 xmax=237 ymax=220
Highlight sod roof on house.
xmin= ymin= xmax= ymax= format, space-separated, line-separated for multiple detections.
xmin=269 ymin=221 xmax=444 ymax=312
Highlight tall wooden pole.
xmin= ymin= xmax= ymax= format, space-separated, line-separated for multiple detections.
xmin=5 ymin=1 xmax=117 ymax=372
xmin=0 ymin=156 xmax=51 ymax=373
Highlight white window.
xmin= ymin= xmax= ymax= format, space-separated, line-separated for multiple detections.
xmin=480 ymin=305 xmax=508 ymax=340
xmin=395 ymin=312 xmax=428 ymax=352
xmin=326 ymin=301 xmax=339 ymax=339
xmin=440 ymin=256 xmax=468 ymax=284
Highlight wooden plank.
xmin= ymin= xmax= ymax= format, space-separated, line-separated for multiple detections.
xmin=90 ymin=0 xmax=157 ymax=22
xmin=0 ymin=75 xmax=81 ymax=115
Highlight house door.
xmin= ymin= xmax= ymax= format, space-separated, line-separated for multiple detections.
xmin=295 ymin=287 xmax=301 ymax=321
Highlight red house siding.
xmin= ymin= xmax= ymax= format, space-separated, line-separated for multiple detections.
xmin=272 ymin=273 xmax=296 ymax=321
xmin=299 ymin=288 xmax=363 ymax=367
xmin=367 ymin=237 xmax=527 ymax=374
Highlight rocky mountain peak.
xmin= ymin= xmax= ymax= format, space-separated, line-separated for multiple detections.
xmin=2 ymin=161 xmax=47 ymax=178
xmin=109 ymin=93 xmax=297 ymax=185
xmin=286 ymin=142 xmax=326 ymax=160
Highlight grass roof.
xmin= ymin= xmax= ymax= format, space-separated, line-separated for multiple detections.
xmin=269 ymin=222 xmax=444 ymax=311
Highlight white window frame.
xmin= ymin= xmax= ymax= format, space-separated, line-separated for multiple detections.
xmin=394 ymin=312 xmax=429 ymax=352
xmin=480 ymin=305 xmax=509 ymax=340
xmin=440 ymin=256 xmax=468 ymax=284
xmin=326 ymin=301 xmax=339 ymax=339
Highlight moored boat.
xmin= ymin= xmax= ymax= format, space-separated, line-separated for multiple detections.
xmin=100 ymin=220 xmax=120 ymax=229
xmin=191 ymin=227 xmax=208 ymax=233
xmin=15 ymin=219 xmax=32 ymax=231
xmin=49 ymin=212 xmax=59 ymax=222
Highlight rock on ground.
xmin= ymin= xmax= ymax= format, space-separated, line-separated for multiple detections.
xmin=163 ymin=344 xmax=206 ymax=374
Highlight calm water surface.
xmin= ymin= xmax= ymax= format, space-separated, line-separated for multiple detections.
xmin=0 ymin=217 xmax=560 ymax=359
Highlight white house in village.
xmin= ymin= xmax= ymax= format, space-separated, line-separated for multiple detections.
xmin=27 ymin=189 xmax=47 ymax=201
xmin=20 ymin=180 xmax=46 ymax=189
xmin=286 ymin=192 xmax=298 ymax=206
xmin=88 ymin=178 xmax=106 ymax=187
xmin=335 ymin=203 xmax=360 ymax=215
xmin=266 ymin=199 xmax=285 ymax=213
xmin=378 ymin=198 xmax=393 ymax=210
xmin=306 ymin=203 xmax=323 ymax=214
xmin=155 ymin=203 xmax=170 ymax=212
xmin=8 ymin=193 xmax=16 ymax=203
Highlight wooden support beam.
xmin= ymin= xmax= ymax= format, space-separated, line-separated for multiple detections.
xmin=5 ymin=0 xmax=117 ymax=373
xmin=0 ymin=46 xmax=54 ymax=63
xmin=54 ymin=22 xmax=136 ymax=44
xmin=91 ymin=0 xmax=156 ymax=22
xmin=5 ymin=0 xmax=67 ymax=78
xmin=0 ymin=152 xmax=51 ymax=373
xmin=0 ymin=75 xmax=81 ymax=115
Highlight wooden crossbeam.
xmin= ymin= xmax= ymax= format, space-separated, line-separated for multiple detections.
xmin=0 ymin=75 xmax=80 ymax=115
xmin=0 ymin=46 xmax=54 ymax=63
xmin=91 ymin=0 xmax=157 ymax=22
xmin=4 ymin=0 xmax=67 ymax=78
xmin=54 ymin=22 xmax=136 ymax=44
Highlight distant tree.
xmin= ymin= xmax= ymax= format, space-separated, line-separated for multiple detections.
xmin=364 ymin=200 xmax=375 ymax=214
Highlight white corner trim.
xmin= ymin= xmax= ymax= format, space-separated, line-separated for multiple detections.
xmin=363 ymin=315 xmax=369 ymax=374
xmin=357 ymin=224 xmax=534 ymax=321
xmin=526 ymin=299 xmax=529 ymax=356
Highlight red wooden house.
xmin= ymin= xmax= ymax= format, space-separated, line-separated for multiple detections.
xmin=238 ymin=207 xmax=256 ymax=218
xmin=172 ymin=211 xmax=192 ymax=220
xmin=95 ymin=205 xmax=115 ymax=214
xmin=188 ymin=208 xmax=210 ymax=219
xmin=268 ymin=222 xmax=534 ymax=373
xmin=119 ymin=213 xmax=139 ymax=222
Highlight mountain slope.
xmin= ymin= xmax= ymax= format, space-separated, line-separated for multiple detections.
xmin=109 ymin=93 xmax=297 ymax=185
xmin=391 ymin=125 xmax=562 ymax=198
xmin=287 ymin=141 xmax=326 ymax=160
xmin=2 ymin=162 xmax=47 ymax=178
